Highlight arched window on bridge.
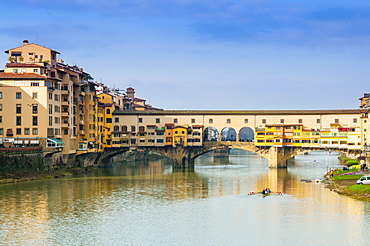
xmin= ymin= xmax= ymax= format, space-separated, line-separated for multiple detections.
xmin=239 ymin=127 xmax=254 ymax=142
xmin=139 ymin=126 xmax=145 ymax=132
xmin=113 ymin=125 xmax=119 ymax=132
xmin=221 ymin=127 xmax=236 ymax=141
xmin=203 ymin=127 xmax=219 ymax=142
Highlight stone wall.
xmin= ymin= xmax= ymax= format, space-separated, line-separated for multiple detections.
xmin=0 ymin=153 xmax=45 ymax=174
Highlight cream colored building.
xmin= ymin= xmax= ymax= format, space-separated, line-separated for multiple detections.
xmin=0 ymin=40 xmax=99 ymax=160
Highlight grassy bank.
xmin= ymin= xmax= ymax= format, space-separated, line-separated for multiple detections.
xmin=0 ymin=166 xmax=98 ymax=185
xmin=327 ymin=167 xmax=370 ymax=202
xmin=337 ymin=185 xmax=370 ymax=201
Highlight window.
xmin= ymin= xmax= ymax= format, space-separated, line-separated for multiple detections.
xmin=262 ymin=119 xmax=266 ymax=124
xmin=227 ymin=119 xmax=231 ymax=124
xmin=49 ymin=93 xmax=53 ymax=99
xmin=16 ymin=104 xmax=21 ymax=114
xmin=0 ymin=104 xmax=2 ymax=111
xmin=244 ymin=119 xmax=248 ymax=123
xmin=24 ymin=128 xmax=30 ymax=135
xmin=32 ymin=116 xmax=38 ymax=126
xmin=131 ymin=126 xmax=136 ymax=132
xmin=107 ymin=109 xmax=111 ymax=114
xmin=64 ymin=129 xmax=68 ymax=135
xmin=334 ymin=119 xmax=339 ymax=123
xmin=49 ymin=116 xmax=53 ymax=126
xmin=115 ymin=117 xmax=120 ymax=123
xmin=174 ymin=119 xmax=178 ymax=123
xmin=16 ymin=116 xmax=21 ymax=126
xmin=317 ymin=119 xmax=320 ymax=124
xmin=298 ymin=119 xmax=302 ymax=124
xmin=0 ymin=116 xmax=2 ymax=123
xmin=33 ymin=69 xmax=38 ymax=73
xmin=0 ymin=92 xmax=2 ymax=99
xmin=353 ymin=118 xmax=357 ymax=123
xmin=156 ymin=118 xmax=160 ymax=123
xmin=280 ymin=119 xmax=284 ymax=123
xmin=16 ymin=92 xmax=22 ymax=99
xmin=122 ymin=126 xmax=127 ymax=132
xmin=209 ymin=119 xmax=213 ymax=124
xmin=32 ymin=92 xmax=38 ymax=98
xmin=106 ymin=118 xmax=112 ymax=123
xmin=191 ymin=119 xmax=195 ymax=124
xmin=16 ymin=128 xmax=21 ymax=135
xmin=31 ymin=82 xmax=39 ymax=86
xmin=13 ymin=69 xmax=18 ymax=73
xmin=0 ymin=128 xmax=3 ymax=135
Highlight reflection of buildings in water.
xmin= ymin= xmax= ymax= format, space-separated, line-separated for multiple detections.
xmin=0 ymin=188 xmax=50 ymax=242
xmin=164 ymin=171 xmax=209 ymax=200
xmin=254 ymin=168 xmax=293 ymax=193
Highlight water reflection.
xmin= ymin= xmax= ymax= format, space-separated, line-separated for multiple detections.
xmin=0 ymin=150 xmax=369 ymax=245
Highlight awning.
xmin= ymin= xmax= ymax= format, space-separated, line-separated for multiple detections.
xmin=47 ymin=138 xmax=64 ymax=148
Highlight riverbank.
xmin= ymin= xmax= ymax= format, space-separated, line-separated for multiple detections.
xmin=0 ymin=166 xmax=98 ymax=185
xmin=326 ymin=171 xmax=370 ymax=202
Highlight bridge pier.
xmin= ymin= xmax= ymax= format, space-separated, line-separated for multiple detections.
xmin=267 ymin=147 xmax=292 ymax=168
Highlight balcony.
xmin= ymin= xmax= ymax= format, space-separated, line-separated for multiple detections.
xmin=61 ymin=89 xmax=69 ymax=95
xmin=61 ymin=111 xmax=69 ymax=116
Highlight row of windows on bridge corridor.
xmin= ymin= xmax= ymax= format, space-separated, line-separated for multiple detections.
xmin=113 ymin=117 xmax=359 ymax=124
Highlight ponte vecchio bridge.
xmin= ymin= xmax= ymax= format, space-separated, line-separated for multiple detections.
xmin=110 ymin=109 xmax=369 ymax=168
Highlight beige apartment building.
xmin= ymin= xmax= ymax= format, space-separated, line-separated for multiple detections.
xmin=0 ymin=40 xmax=100 ymax=161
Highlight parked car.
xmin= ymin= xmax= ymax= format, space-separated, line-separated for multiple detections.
xmin=356 ymin=176 xmax=370 ymax=185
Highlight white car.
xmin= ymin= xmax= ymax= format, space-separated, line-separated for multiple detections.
xmin=356 ymin=176 xmax=370 ymax=185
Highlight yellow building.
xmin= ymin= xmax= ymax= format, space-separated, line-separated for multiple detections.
xmin=173 ymin=126 xmax=188 ymax=147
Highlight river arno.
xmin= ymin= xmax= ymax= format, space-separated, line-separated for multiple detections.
xmin=0 ymin=150 xmax=370 ymax=245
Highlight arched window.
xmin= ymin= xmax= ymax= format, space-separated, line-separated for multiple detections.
xmin=107 ymin=109 xmax=111 ymax=114
xmin=113 ymin=125 xmax=119 ymax=131
xmin=139 ymin=126 xmax=145 ymax=132
xmin=122 ymin=125 xmax=127 ymax=132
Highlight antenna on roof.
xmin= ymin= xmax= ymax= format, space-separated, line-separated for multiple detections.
xmin=36 ymin=33 xmax=39 ymax=44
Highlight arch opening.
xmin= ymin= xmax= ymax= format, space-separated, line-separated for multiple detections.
xmin=221 ymin=127 xmax=236 ymax=141
xmin=203 ymin=127 xmax=219 ymax=142
xmin=239 ymin=127 xmax=254 ymax=142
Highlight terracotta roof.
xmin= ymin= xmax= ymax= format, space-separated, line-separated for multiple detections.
xmin=6 ymin=63 xmax=44 ymax=68
xmin=0 ymin=72 xmax=49 ymax=79
xmin=134 ymin=98 xmax=146 ymax=102
xmin=5 ymin=42 xmax=60 ymax=54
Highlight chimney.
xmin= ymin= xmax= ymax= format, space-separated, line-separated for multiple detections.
xmin=23 ymin=40 xmax=29 ymax=45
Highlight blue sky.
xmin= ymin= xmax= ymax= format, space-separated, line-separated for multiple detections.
xmin=1 ymin=0 xmax=370 ymax=110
